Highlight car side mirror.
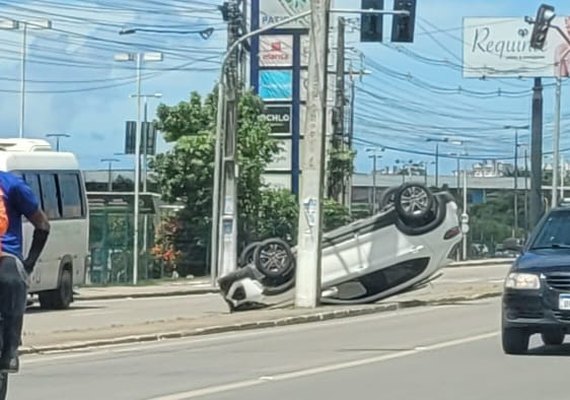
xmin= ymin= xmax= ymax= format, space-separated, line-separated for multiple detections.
xmin=503 ymin=237 xmax=523 ymax=253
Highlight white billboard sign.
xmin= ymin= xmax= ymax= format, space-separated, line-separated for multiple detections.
xmin=259 ymin=0 xmax=311 ymax=29
xmin=259 ymin=35 xmax=293 ymax=67
xmin=463 ymin=17 xmax=570 ymax=78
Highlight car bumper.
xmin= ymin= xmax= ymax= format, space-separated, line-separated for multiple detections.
xmin=502 ymin=289 xmax=570 ymax=331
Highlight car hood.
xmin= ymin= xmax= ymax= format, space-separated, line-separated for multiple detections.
xmin=514 ymin=250 xmax=570 ymax=272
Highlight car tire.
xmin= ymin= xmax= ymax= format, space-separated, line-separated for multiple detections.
xmin=254 ymin=238 xmax=295 ymax=280
xmin=541 ymin=329 xmax=565 ymax=346
xmin=238 ymin=241 xmax=260 ymax=268
xmin=394 ymin=183 xmax=434 ymax=224
xmin=502 ymin=327 xmax=530 ymax=355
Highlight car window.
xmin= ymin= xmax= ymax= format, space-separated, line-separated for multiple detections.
xmin=532 ymin=211 xmax=570 ymax=248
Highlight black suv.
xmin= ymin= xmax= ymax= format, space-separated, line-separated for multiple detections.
xmin=502 ymin=205 xmax=570 ymax=354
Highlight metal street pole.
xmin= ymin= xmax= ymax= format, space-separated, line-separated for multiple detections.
xmin=19 ymin=22 xmax=27 ymax=139
xmin=295 ymin=0 xmax=331 ymax=309
xmin=101 ymin=158 xmax=120 ymax=191
xmin=552 ymin=77 xmax=562 ymax=207
xmin=530 ymin=78 xmax=543 ymax=229
xmin=524 ymin=148 xmax=529 ymax=235
xmin=371 ymin=155 xmax=377 ymax=214
xmin=133 ymin=52 xmax=142 ymax=286
xmin=514 ymin=129 xmax=519 ymax=236
xmin=462 ymin=166 xmax=468 ymax=260
xmin=435 ymin=143 xmax=439 ymax=187
xmin=46 ymin=133 xmax=70 ymax=151
xmin=561 ymin=153 xmax=565 ymax=200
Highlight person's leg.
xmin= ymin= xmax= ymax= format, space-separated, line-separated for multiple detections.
xmin=0 ymin=255 xmax=27 ymax=373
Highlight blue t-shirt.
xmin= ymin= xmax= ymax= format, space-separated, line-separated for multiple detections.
xmin=0 ymin=172 xmax=40 ymax=259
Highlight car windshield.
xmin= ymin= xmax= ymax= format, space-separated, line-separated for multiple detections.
xmin=531 ymin=210 xmax=570 ymax=249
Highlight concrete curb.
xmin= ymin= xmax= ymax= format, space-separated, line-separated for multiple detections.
xmin=20 ymin=289 xmax=502 ymax=355
xmin=446 ymin=259 xmax=514 ymax=268
xmin=75 ymin=288 xmax=219 ymax=301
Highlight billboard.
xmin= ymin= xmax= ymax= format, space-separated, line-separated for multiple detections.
xmin=259 ymin=0 xmax=311 ymax=29
xmin=259 ymin=70 xmax=293 ymax=100
xmin=259 ymin=35 xmax=294 ymax=67
xmin=260 ymin=105 xmax=292 ymax=135
xmin=463 ymin=17 xmax=570 ymax=78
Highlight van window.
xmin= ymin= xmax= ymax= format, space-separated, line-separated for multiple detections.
xmin=23 ymin=173 xmax=42 ymax=204
xmin=39 ymin=173 xmax=61 ymax=219
xmin=59 ymin=173 xmax=83 ymax=218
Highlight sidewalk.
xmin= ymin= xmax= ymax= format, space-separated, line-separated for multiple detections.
xmin=22 ymin=278 xmax=504 ymax=354
xmin=75 ymin=277 xmax=218 ymax=300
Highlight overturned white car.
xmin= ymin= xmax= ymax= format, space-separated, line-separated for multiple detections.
xmin=218 ymin=183 xmax=463 ymax=311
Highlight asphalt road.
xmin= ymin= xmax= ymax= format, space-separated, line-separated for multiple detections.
xmin=9 ymin=292 xmax=566 ymax=400
xmin=21 ymin=264 xmax=510 ymax=340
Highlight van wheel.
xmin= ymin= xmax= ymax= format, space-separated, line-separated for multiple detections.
xmin=39 ymin=268 xmax=73 ymax=310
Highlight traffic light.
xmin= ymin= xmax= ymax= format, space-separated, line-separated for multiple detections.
xmin=391 ymin=0 xmax=417 ymax=43
xmin=529 ymin=4 xmax=556 ymax=50
xmin=360 ymin=0 xmax=384 ymax=43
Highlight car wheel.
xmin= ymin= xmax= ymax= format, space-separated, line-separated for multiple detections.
xmin=254 ymin=238 xmax=295 ymax=280
xmin=378 ymin=186 xmax=399 ymax=211
xmin=394 ymin=183 xmax=434 ymax=223
xmin=238 ymin=242 xmax=260 ymax=268
xmin=502 ymin=327 xmax=530 ymax=355
xmin=541 ymin=329 xmax=565 ymax=346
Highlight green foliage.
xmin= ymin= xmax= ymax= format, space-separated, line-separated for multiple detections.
xmin=323 ymin=198 xmax=353 ymax=231
xmin=150 ymin=88 xmax=279 ymax=275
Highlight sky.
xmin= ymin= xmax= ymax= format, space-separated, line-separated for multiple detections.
xmin=0 ymin=0 xmax=569 ymax=176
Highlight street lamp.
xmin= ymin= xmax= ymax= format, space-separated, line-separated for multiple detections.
xmin=46 ymin=133 xmax=70 ymax=152
xmin=119 ymin=27 xmax=215 ymax=40
xmin=366 ymin=147 xmax=384 ymax=214
xmin=0 ymin=18 xmax=52 ymax=138
xmin=101 ymin=158 xmax=120 ymax=191
xmin=129 ymin=92 xmax=162 ymax=193
xmin=114 ymin=51 xmax=163 ymax=286
xmin=504 ymin=125 xmax=530 ymax=237
xmin=448 ymin=152 xmax=468 ymax=191
xmin=425 ymin=137 xmax=463 ymax=187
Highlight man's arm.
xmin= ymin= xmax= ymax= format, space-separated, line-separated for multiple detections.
xmin=24 ymin=209 xmax=50 ymax=272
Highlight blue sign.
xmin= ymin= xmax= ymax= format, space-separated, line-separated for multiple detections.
xmin=259 ymin=70 xmax=293 ymax=101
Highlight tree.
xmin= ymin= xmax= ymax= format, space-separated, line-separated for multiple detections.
xmin=150 ymin=87 xmax=279 ymax=275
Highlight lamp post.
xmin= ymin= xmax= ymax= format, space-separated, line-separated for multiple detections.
xmin=426 ymin=137 xmax=463 ymax=187
xmin=46 ymin=133 xmax=70 ymax=151
xmin=504 ymin=125 xmax=530 ymax=237
xmin=129 ymin=92 xmax=162 ymax=192
xmin=101 ymin=158 xmax=120 ymax=191
xmin=0 ymin=18 xmax=52 ymax=138
xmin=366 ymin=147 xmax=384 ymax=214
xmin=114 ymin=51 xmax=163 ymax=286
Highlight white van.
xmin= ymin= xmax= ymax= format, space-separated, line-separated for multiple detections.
xmin=0 ymin=139 xmax=88 ymax=309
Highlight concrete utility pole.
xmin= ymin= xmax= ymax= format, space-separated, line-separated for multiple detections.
xmin=210 ymin=8 xmax=313 ymax=286
xmin=332 ymin=16 xmax=345 ymax=202
xmin=216 ymin=0 xmax=241 ymax=280
xmin=295 ymin=0 xmax=331 ymax=309
xmin=530 ymin=78 xmax=543 ymax=229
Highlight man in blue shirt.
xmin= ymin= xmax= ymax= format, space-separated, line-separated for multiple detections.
xmin=0 ymin=171 xmax=50 ymax=373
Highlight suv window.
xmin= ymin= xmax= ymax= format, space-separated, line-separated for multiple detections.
xmin=531 ymin=210 xmax=570 ymax=249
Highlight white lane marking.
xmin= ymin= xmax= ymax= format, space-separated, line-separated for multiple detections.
xmin=21 ymin=302 xmax=476 ymax=365
xmin=147 ymin=331 xmax=498 ymax=400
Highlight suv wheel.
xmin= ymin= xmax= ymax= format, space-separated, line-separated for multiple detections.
xmin=502 ymin=327 xmax=530 ymax=355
